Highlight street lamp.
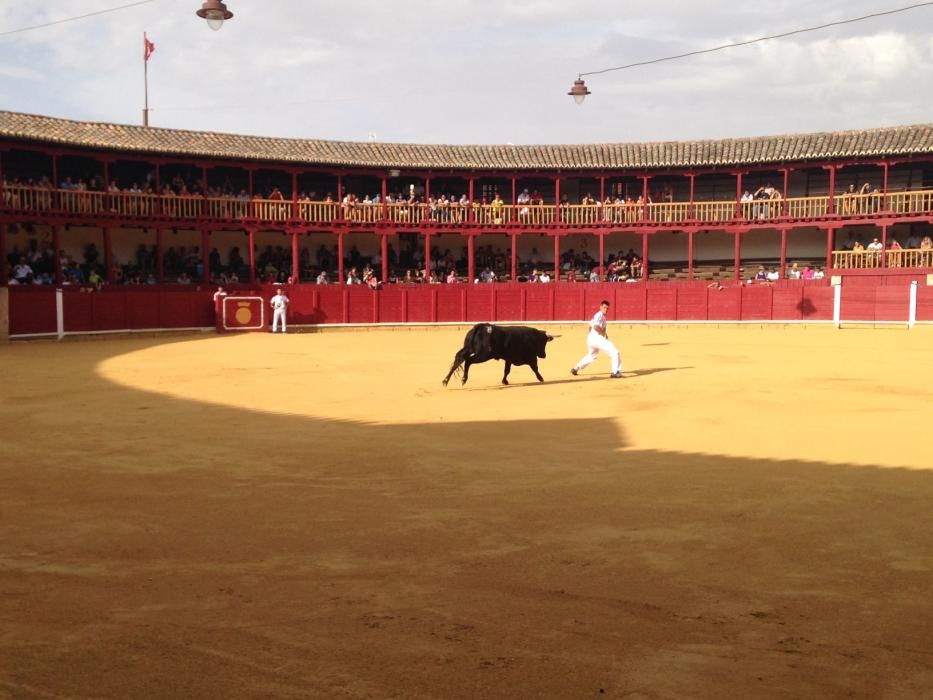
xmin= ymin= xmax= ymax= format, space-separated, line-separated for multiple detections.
xmin=568 ymin=77 xmax=591 ymax=105
xmin=196 ymin=0 xmax=234 ymax=31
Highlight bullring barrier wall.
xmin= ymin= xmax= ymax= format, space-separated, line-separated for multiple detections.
xmin=7 ymin=278 xmax=933 ymax=337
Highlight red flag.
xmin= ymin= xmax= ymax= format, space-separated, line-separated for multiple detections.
xmin=144 ymin=33 xmax=155 ymax=62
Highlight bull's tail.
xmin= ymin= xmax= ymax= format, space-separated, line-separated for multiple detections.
xmin=442 ymin=347 xmax=470 ymax=386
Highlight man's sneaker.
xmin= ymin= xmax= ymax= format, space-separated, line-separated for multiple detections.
xmin=610 ymin=372 xmax=623 ymax=379
xmin=570 ymin=368 xmax=578 ymax=376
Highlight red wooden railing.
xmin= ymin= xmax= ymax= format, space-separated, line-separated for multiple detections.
xmin=4 ymin=184 xmax=933 ymax=229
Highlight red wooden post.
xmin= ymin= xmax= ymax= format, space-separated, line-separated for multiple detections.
xmin=291 ymin=171 xmax=298 ymax=220
xmin=156 ymin=228 xmax=164 ymax=283
xmin=52 ymin=225 xmax=62 ymax=284
xmin=291 ymin=231 xmax=300 ymax=282
xmin=599 ymin=176 xmax=606 ymax=203
xmin=780 ymin=227 xmax=788 ymax=278
xmin=553 ymin=234 xmax=560 ymax=281
xmin=734 ymin=172 xmax=744 ymax=219
xmin=881 ymin=162 xmax=890 ymax=211
xmin=687 ymin=173 xmax=695 ymax=220
xmin=425 ymin=176 xmax=431 ymax=203
xmin=337 ymin=232 xmax=345 ymax=283
xmin=511 ymin=176 xmax=516 ymax=207
xmin=103 ymin=227 xmax=113 ymax=282
xmin=825 ymin=226 xmax=834 ymax=270
xmin=733 ymin=230 xmax=742 ymax=281
xmin=467 ymin=234 xmax=475 ymax=283
xmin=247 ymin=227 xmax=256 ymax=283
xmin=153 ymin=162 xmax=162 ymax=215
xmin=598 ymin=232 xmax=605 ymax=280
xmin=204 ymin=166 xmax=210 ymax=217
xmin=511 ymin=234 xmax=518 ymax=282
xmin=201 ymin=228 xmax=211 ymax=283
xmin=554 ymin=177 xmax=561 ymax=222
xmin=0 ymin=212 xmax=7 ymax=285
xmin=641 ymin=176 xmax=649 ymax=221
xmin=247 ymin=168 xmax=253 ymax=198
xmin=381 ymin=176 xmax=388 ymax=221
xmin=781 ymin=168 xmax=790 ymax=216
xmin=687 ymin=230 xmax=694 ymax=279
xmin=641 ymin=231 xmax=649 ymax=279
xmin=424 ymin=231 xmax=432 ymax=281
xmin=51 ymin=153 xmax=58 ymax=194
xmin=336 ymin=174 xmax=343 ymax=221
xmin=880 ymin=223 xmax=888 ymax=268
xmin=468 ymin=177 xmax=475 ymax=223
xmin=381 ymin=233 xmax=389 ymax=283
xmin=827 ymin=166 xmax=837 ymax=214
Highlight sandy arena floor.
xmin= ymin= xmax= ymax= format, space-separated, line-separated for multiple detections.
xmin=1 ymin=324 xmax=932 ymax=699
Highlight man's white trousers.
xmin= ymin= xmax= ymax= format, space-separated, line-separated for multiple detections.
xmin=574 ymin=331 xmax=621 ymax=374
xmin=272 ymin=308 xmax=287 ymax=332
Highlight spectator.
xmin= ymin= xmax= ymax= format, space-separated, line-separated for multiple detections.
xmin=12 ymin=258 xmax=33 ymax=284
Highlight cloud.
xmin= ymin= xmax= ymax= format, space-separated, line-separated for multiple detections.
xmin=0 ymin=0 xmax=930 ymax=144
xmin=0 ymin=65 xmax=45 ymax=81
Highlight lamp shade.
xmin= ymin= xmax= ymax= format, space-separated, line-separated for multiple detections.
xmin=196 ymin=1 xmax=233 ymax=30
xmin=568 ymin=78 xmax=591 ymax=104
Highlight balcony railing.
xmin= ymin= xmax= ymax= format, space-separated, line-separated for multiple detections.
xmin=4 ymin=184 xmax=933 ymax=230
xmin=832 ymin=248 xmax=933 ymax=269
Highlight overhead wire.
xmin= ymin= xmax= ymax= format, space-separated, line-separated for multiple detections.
xmin=0 ymin=0 xmax=158 ymax=38
xmin=579 ymin=1 xmax=933 ymax=78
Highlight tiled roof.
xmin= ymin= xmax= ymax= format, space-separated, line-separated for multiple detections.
xmin=1 ymin=110 xmax=932 ymax=171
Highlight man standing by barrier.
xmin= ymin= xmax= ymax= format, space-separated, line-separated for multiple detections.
xmin=571 ymin=299 xmax=622 ymax=378
xmin=270 ymin=288 xmax=289 ymax=333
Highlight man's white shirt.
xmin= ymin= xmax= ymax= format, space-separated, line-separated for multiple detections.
xmin=589 ymin=310 xmax=607 ymax=333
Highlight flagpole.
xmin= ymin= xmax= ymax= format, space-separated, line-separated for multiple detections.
xmin=143 ymin=33 xmax=149 ymax=127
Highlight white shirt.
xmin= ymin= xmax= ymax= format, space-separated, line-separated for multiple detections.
xmin=867 ymin=241 xmax=883 ymax=251
xmin=589 ymin=310 xmax=607 ymax=333
xmin=270 ymin=294 xmax=289 ymax=310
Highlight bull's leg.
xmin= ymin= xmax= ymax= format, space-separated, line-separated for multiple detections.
xmin=461 ymin=358 xmax=473 ymax=385
xmin=442 ymin=348 xmax=470 ymax=386
xmin=502 ymin=361 xmax=512 ymax=385
xmin=530 ymin=359 xmax=544 ymax=383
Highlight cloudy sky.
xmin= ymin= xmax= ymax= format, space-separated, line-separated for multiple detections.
xmin=1 ymin=0 xmax=931 ymax=145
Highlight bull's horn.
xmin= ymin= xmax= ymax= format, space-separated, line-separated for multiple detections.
xmin=546 ymin=333 xmax=562 ymax=339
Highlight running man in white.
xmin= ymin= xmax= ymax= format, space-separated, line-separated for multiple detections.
xmin=270 ymin=288 xmax=289 ymax=333
xmin=571 ymin=299 xmax=622 ymax=378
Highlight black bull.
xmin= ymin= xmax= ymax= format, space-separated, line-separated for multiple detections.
xmin=442 ymin=324 xmax=557 ymax=386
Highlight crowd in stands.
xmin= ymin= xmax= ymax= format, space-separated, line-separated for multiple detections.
xmin=0 ymin=173 xmax=924 ymax=232
xmin=746 ymin=263 xmax=825 ymax=284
